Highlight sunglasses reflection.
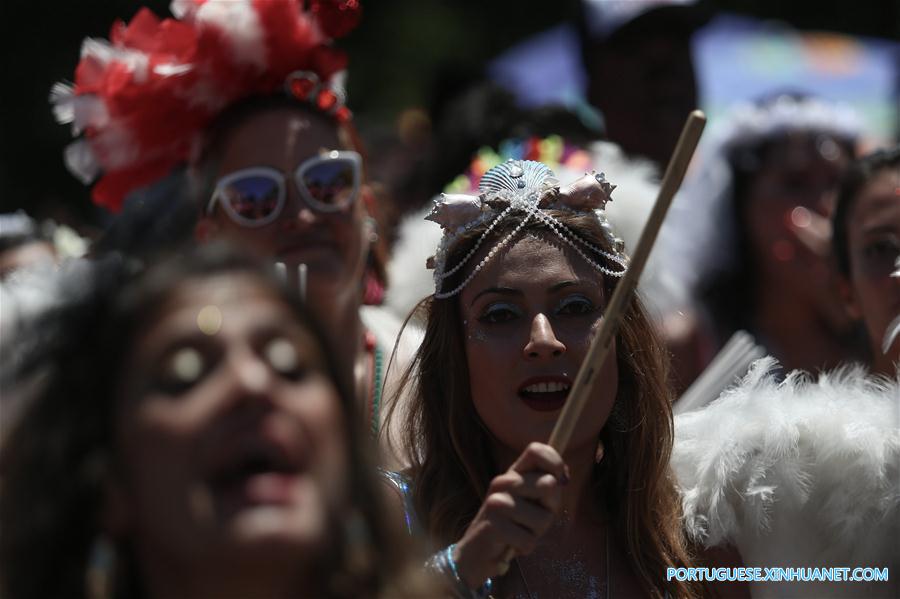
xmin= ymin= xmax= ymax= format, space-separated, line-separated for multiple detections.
xmin=208 ymin=152 xmax=362 ymax=227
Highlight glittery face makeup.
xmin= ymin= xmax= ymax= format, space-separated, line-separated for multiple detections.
xmin=466 ymin=324 xmax=488 ymax=343
xmin=114 ymin=274 xmax=350 ymax=570
xmin=459 ymin=234 xmax=618 ymax=459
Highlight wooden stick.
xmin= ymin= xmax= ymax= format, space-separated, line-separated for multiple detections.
xmin=547 ymin=110 xmax=706 ymax=453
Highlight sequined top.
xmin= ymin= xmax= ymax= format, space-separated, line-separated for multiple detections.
xmin=380 ymin=469 xmax=420 ymax=537
xmin=381 ymin=470 xmax=673 ymax=599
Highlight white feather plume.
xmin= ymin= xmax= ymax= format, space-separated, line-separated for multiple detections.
xmin=673 ymin=357 xmax=900 ymax=597
xmin=191 ymin=0 xmax=266 ymax=71
xmin=62 ymin=140 xmax=100 ymax=185
xmin=80 ymin=37 xmax=150 ymax=83
xmin=384 ymin=206 xmax=444 ymax=321
xmin=49 ymin=82 xmax=75 ymax=124
xmin=0 ymin=259 xmax=94 ymax=368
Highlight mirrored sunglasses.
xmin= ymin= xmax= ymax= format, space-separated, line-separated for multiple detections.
xmin=207 ymin=150 xmax=362 ymax=227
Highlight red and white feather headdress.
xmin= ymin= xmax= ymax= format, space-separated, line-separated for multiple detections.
xmin=51 ymin=0 xmax=361 ymax=212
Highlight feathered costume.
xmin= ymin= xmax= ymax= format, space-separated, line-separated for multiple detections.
xmin=674 ymin=357 xmax=900 ymax=598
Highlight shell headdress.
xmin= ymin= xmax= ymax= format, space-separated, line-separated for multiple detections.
xmin=426 ymin=159 xmax=628 ymax=298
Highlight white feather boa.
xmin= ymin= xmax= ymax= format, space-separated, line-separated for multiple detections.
xmin=673 ymin=357 xmax=900 ymax=597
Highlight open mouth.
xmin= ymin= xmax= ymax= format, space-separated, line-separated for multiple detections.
xmin=517 ymin=378 xmax=571 ymax=412
xmin=209 ymin=443 xmax=304 ymax=509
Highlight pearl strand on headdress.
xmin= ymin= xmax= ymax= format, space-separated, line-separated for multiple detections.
xmin=430 ymin=159 xmax=628 ymax=299
xmin=438 ymin=206 xmax=515 ymax=280
xmin=434 ymin=211 xmax=535 ymax=299
xmin=528 ymin=208 xmax=627 ymax=278
xmin=434 ymin=206 xmax=627 ymax=299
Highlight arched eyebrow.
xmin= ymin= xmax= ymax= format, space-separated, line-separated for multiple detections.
xmin=549 ymin=281 xmax=578 ymax=293
xmin=549 ymin=279 xmax=605 ymax=293
xmin=469 ymin=286 xmax=521 ymax=307
xmin=469 ymin=280 xmax=603 ymax=307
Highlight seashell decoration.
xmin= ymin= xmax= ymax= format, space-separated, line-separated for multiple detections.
xmin=425 ymin=193 xmax=485 ymax=230
xmin=424 ymin=159 xmax=629 ymax=294
xmin=479 ymin=159 xmax=555 ymax=197
xmin=555 ymin=171 xmax=616 ymax=211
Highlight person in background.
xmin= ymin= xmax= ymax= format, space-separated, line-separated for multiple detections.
xmin=0 ymin=211 xmax=59 ymax=279
xmin=579 ymin=0 xmax=711 ymax=168
xmin=0 ymin=210 xmax=90 ymax=423
xmin=50 ymin=0 xmax=405 ymax=452
xmin=672 ymin=148 xmax=899 ymax=599
xmin=832 ymin=145 xmax=900 ymax=376
xmin=659 ymin=93 xmax=864 ymax=382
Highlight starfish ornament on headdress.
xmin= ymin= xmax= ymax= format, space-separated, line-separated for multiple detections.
xmin=427 ymin=159 xmax=628 ymax=299
xmin=50 ymin=0 xmax=362 ymax=213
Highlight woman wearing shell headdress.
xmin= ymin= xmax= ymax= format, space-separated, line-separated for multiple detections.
xmin=384 ymin=159 xmax=747 ymax=598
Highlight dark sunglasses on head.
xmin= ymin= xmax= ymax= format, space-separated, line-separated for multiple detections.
xmin=207 ymin=150 xmax=362 ymax=227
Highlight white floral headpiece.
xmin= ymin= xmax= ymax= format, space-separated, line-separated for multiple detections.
xmin=426 ymin=159 xmax=628 ymax=298
xmin=715 ymin=94 xmax=861 ymax=155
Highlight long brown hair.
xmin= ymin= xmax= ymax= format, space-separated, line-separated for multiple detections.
xmin=387 ymin=211 xmax=703 ymax=598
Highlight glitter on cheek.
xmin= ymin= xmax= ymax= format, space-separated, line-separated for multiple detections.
xmin=464 ymin=319 xmax=488 ymax=342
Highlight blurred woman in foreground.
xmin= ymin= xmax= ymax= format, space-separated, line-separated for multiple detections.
xmin=0 ymin=244 xmax=428 ymax=599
